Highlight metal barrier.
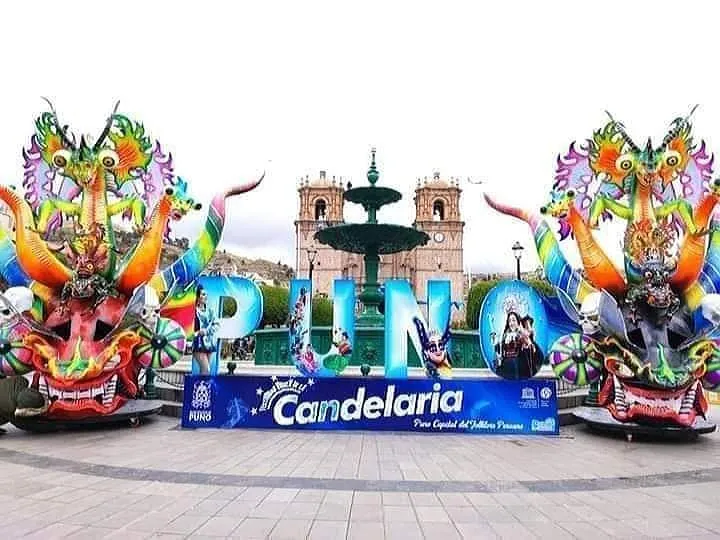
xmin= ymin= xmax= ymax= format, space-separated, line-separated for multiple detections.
xmin=153 ymin=366 xmax=588 ymax=397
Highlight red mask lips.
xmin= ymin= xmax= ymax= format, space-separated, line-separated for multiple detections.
xmin=23 ymin=300 xmax=142 ymax=420
xmin=599 ymin=374 xmax=708 ymax=427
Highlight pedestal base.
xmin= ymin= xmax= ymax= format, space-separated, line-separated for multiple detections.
xmin=10 ymin=400 xmax=163 ymax=433
xmin=574 ymin=406 xmax=716 ymax=440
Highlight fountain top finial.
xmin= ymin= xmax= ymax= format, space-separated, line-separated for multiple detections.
xmin=367 ymin=147 xmax=379 ymax=186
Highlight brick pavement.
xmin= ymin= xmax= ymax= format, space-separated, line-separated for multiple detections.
xmin=0 ymin=414 xmax=719 ymax=539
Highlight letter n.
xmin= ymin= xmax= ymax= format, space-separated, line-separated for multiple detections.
xmin=384 ymin=279 xmax=451 ymax=378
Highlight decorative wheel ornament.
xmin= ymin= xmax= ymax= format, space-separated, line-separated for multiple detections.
xmin=134 ymin=318 xmax=186 ymax=369
xmin=0 ymin=323 xmax=33 ymax=376
xmin=549 ymin=333 xmax=602 ymax=385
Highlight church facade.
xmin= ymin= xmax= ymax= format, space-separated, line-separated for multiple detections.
xmin=295 ymin=170 xmax=466 ymax=322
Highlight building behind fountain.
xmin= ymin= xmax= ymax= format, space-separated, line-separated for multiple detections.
xmin=295 ymin=169 xmax=465 ymax=322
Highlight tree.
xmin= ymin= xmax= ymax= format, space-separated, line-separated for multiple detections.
xmin=260 ymin=285 xmax=289 ymax=328
xmin=465 ymin=277 xmax=556 ymax=329
xmin=312 ymin=296 xmax=333 ymax=326
xmin=465 ymin=279 xmax=499 ymax=329
xmin=259 ymin=286 xmax=336 ymax=328
xmin=220 ymin=296 xmax=237 ymax=318
xmin=526 ymin=278 xmax=556 ymax=298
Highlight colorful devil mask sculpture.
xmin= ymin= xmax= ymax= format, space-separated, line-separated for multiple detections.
xmin=487 ymin=108 xmax=720 ymax=429
xmin=0 ymin=100 xmax=263 ymax=421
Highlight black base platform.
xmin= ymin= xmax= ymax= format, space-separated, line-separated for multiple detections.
xmin=10 ymin=400 xmax=163 ymax=433
xmin=574 ymin=406 xmax=716 ymax=441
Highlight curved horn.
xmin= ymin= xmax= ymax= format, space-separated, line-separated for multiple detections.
xmin=604 ymin=110 xmax=640 ymax=153
xmin=41 ymin=97 xmax=76 ymax=150
xmin=484 ymin=193 xmax=597 ymax=305
xmin=148 ymin=172 xmax=265 ymax=298
xmin=660 ymin=104 xmax=699 ymax=151
xmin=0 ymin=185 xmax=72 ymax=289
xmin=93 ymin=100 xmax=120 ymax=151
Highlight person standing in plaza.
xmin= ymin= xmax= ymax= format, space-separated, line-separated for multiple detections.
xmin=192 ymin=285 xmax=219 ymax=374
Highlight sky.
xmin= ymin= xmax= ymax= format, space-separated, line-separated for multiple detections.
xmin=1 ymin=0 xmax=718 ymax=274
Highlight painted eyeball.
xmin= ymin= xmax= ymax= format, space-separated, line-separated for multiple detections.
xmin=615 ymin=363 xmax=633 ymax=378
xmin=663 ymin=150 xmax=682 ymax=168
xmin=165 ymin=187 xmax=175 ymax=196
xmin=193 ymin=202 xmax=202 ymax=210
xmin=606 ymin=357 xmax=634 ymax=378
xmin=98 ymin=149 xmax=119 ymax=169
xmin=539 ymin=206 xmax=548 ymax=214
xmin=615 ymin=154 xmax=635 ymax=172
xmin=644 ymin=271 xmax=653 ymax=279
xmin=51 ymin=149 xmax=72 ymax=168
xmin=566 ymin=190 xmax=576 ymax=199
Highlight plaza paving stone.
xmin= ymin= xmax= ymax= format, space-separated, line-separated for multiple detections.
xmin=0 ymin=413 xmax=719 ymax=538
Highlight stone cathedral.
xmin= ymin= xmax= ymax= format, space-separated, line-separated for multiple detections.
xmin=295 ymin=170 xmax=465 ymax=322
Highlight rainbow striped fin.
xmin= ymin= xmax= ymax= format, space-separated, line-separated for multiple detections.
xmin=485 ymin=193 xmax=596 ymax=305
xmin=685 ymin=219 xmax=720 ymax=309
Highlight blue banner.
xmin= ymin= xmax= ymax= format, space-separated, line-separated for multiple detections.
xmin=182 ymin=375 xmax=559 ymax=435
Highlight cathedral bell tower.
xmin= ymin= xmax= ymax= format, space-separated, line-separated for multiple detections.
xmin=413 ymin=171 xmax=465 ymax=320
xmin=295 ymin=171 xmax=346 ymax=295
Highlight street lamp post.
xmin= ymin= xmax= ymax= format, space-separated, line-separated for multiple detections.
xmin=512 ymin=241 xmax=524 ymax=280
xmin=307 ymin=246 xmax=318 ymax=284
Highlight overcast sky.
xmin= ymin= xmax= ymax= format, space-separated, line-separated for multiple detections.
xmin=1 ymin=1 xmax=718 ymax=274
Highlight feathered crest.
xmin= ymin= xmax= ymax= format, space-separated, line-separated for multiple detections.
xmin=589 ymin=121 xmax=630 ymax=188
xmin=108 ymin=115 xmax=153 ymax=184
xmin=552 ymin=141 xmax=594 ymax=220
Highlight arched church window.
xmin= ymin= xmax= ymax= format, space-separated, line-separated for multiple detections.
xmin=432 ymin=200 xmax=445 ymax=221
xmin=315 ymin=199 xmax=327 ymax=221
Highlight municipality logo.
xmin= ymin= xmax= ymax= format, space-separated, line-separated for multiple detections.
xmin=531 ymin=417 xmax=556 ymax=432
xmin=191 ymin=380 xmax=212 ymax=409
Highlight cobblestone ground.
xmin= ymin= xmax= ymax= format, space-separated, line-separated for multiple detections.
xmin=1 ymin=412 xmax=720 ymax=539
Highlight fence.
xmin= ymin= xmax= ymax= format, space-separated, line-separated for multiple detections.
xmin=154 ymin=365 xmax=587 ymax=397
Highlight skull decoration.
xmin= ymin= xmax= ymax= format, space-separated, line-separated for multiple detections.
xmin=578 ymin=292 xmax=601 ymax=335
xmin=0 ymin=287 xmax=34 ymax=325
xmin=139 ymin=286 xmax=161 ymax=330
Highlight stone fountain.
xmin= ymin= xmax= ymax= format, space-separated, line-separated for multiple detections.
xmin=253 ymin=150 xmax=481 ymax=370
xmin=314 ymin=149 xmax=430 ymax=325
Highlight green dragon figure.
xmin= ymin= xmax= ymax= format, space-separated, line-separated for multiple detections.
xmin=25 ymin=101 xmax=154 ymax=277
xmin=587 ymin=114 xmax=703 ymax=236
